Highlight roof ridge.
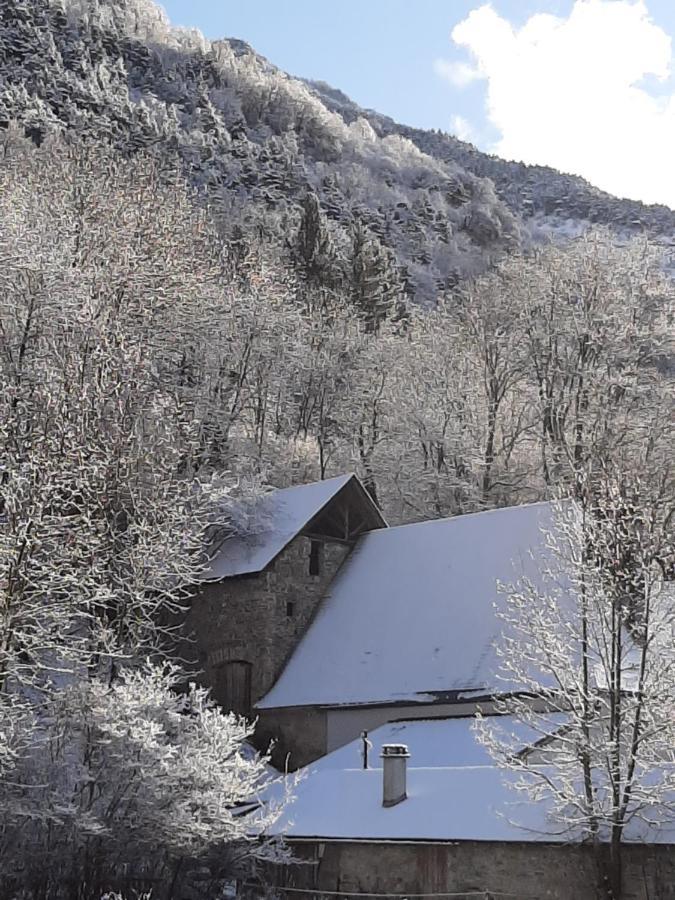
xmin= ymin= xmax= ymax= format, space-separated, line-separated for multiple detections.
xmin=357 ymin=499 xmax=557 ymax=538
xmin=267 ymin=472 xmax=356 ymax=494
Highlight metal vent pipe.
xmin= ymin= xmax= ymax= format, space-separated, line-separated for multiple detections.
xmin=380 ymin=743 xmax=409 ymax=807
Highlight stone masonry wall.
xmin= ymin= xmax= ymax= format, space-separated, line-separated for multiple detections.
xmin=256 ymin=705 xmax=327 ymax=770
xmin=278 ymin=840 xmax=675 ymax=900
xmin=183 ymin=535 xmax=349 ymax=711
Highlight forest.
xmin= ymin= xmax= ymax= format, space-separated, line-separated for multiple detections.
xmin=0 ymin=133 xmax=672 ymax=895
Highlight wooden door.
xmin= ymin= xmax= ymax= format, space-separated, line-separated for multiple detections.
xmin=217 ymin=660 xmax=252 ymax=717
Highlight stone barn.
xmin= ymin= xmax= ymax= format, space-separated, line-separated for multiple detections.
xmin=179 ymin=475 xmax=675 ymax=897
xmin=180 ymin=476 xmax=675 ymax=897
xmin=182 ymin=474 xmax=385 ymax=720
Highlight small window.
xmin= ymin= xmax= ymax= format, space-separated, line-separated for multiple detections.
xmin=309 ymin=540 xmax=322 ymax=576
xmin=286 ymin=600 xmax=295 ymax=618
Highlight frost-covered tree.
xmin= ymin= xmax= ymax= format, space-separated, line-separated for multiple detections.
xmin=478 ymin=465 xmax=675 ymax=900
xmin=0 ymin=140 xmax=247 ymax=691
xmin=349 ymin=221 xmax=405 ymax=332
xmin=451 ymin=273 xmax=532 ymax=503
xmin=0 ymin=139 xmax=295 ymax=896
xmin=0 ymin=663 xmax=290 ymax=898
xmin=508 ymin=233 xmax=673 ymax=489
xmin=388 ymin=232 xmax=674 ymax=517
xmin=472 ymin=236 xmax=674 ymax=898
xmin=290 ymin=191 xmax=345 ymax=311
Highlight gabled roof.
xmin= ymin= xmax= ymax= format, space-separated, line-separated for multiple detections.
xmin=258 ymin=501 xmax=558 ymax=708
xmin=270 ymin=765 xmax=552 ymax=842
xmin=203 ymin=473 xmax=386 ymax=581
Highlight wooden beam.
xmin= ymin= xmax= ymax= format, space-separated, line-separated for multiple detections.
xmin=302 ymin=531 xmax=355 ymax=546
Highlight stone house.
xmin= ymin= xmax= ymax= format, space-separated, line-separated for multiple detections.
xmin=182 ymin=474 xmax=385 ymax=726
xmin=185 ymin=477 xmax=557 ymax=766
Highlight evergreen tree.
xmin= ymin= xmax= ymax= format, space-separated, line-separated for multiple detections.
xmin=291 ymin=191 xmax=343 ymax=310
xmin=349 ymin=221 xmax=405 ymax=332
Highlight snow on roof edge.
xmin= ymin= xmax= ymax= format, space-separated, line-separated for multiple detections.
xmin=203 ymin=473 xmax=384 ymax=581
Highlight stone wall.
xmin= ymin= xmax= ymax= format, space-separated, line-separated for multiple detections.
xmin=183 ymin=535 xmax=349 ymax=712
xmin=275 ymin=840 xmax=675 ymax=900
xmin=256 ymin=706 xmax=327 ymax=770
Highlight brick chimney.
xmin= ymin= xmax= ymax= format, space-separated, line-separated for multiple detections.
xmin=381 ymin=743 xmax=409 ymax=807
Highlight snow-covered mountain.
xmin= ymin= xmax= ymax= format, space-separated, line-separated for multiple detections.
xmin=2 ymin=0 xmax=674 ymax=303
xmin=307 ymin=79 xmax=675 ymax=243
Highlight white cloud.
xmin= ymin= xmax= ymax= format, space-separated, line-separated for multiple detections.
xmin=433 ymin=58 xmax=481 ymax=87
xmin=447 ymin=0 xmax=675 ymax=209
xmin=450 ymin=113 xmax=475 ymax=142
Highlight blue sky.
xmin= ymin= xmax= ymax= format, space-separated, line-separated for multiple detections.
xmin=160 ymin=1 xmax=675 ymax=208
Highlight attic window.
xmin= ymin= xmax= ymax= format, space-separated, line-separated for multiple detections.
xmin=309 ymin=540 xmax=322 ymax=576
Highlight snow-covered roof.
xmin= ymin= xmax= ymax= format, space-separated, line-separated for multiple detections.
xmin=203 ymin=474 xmax=384 ymax=580
xmin=259 ymin=501 xmax=558 ymax=708
xmin=270 ymin=765 xmax=549 ymax=842
xmin=268 ymin=717 xmax=675 ymax=844
xmin=270 ymin=765 xmax=675 ymax=843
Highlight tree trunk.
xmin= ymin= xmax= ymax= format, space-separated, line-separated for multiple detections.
xmin=482 ymin=396 xmax=497 ymax=501
xmin=596 ymin=830 xmax=623 ymax=900
xmin=607 ymin=827 xmax=623 ymax=899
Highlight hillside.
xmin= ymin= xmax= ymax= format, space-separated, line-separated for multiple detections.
xmin=4 ymin=0 xmax=674 ymax=308
xmin=307 ymin=79 xmax=675 ymax=242
xmin=0 ymin=0 xmax=522 ymax=304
